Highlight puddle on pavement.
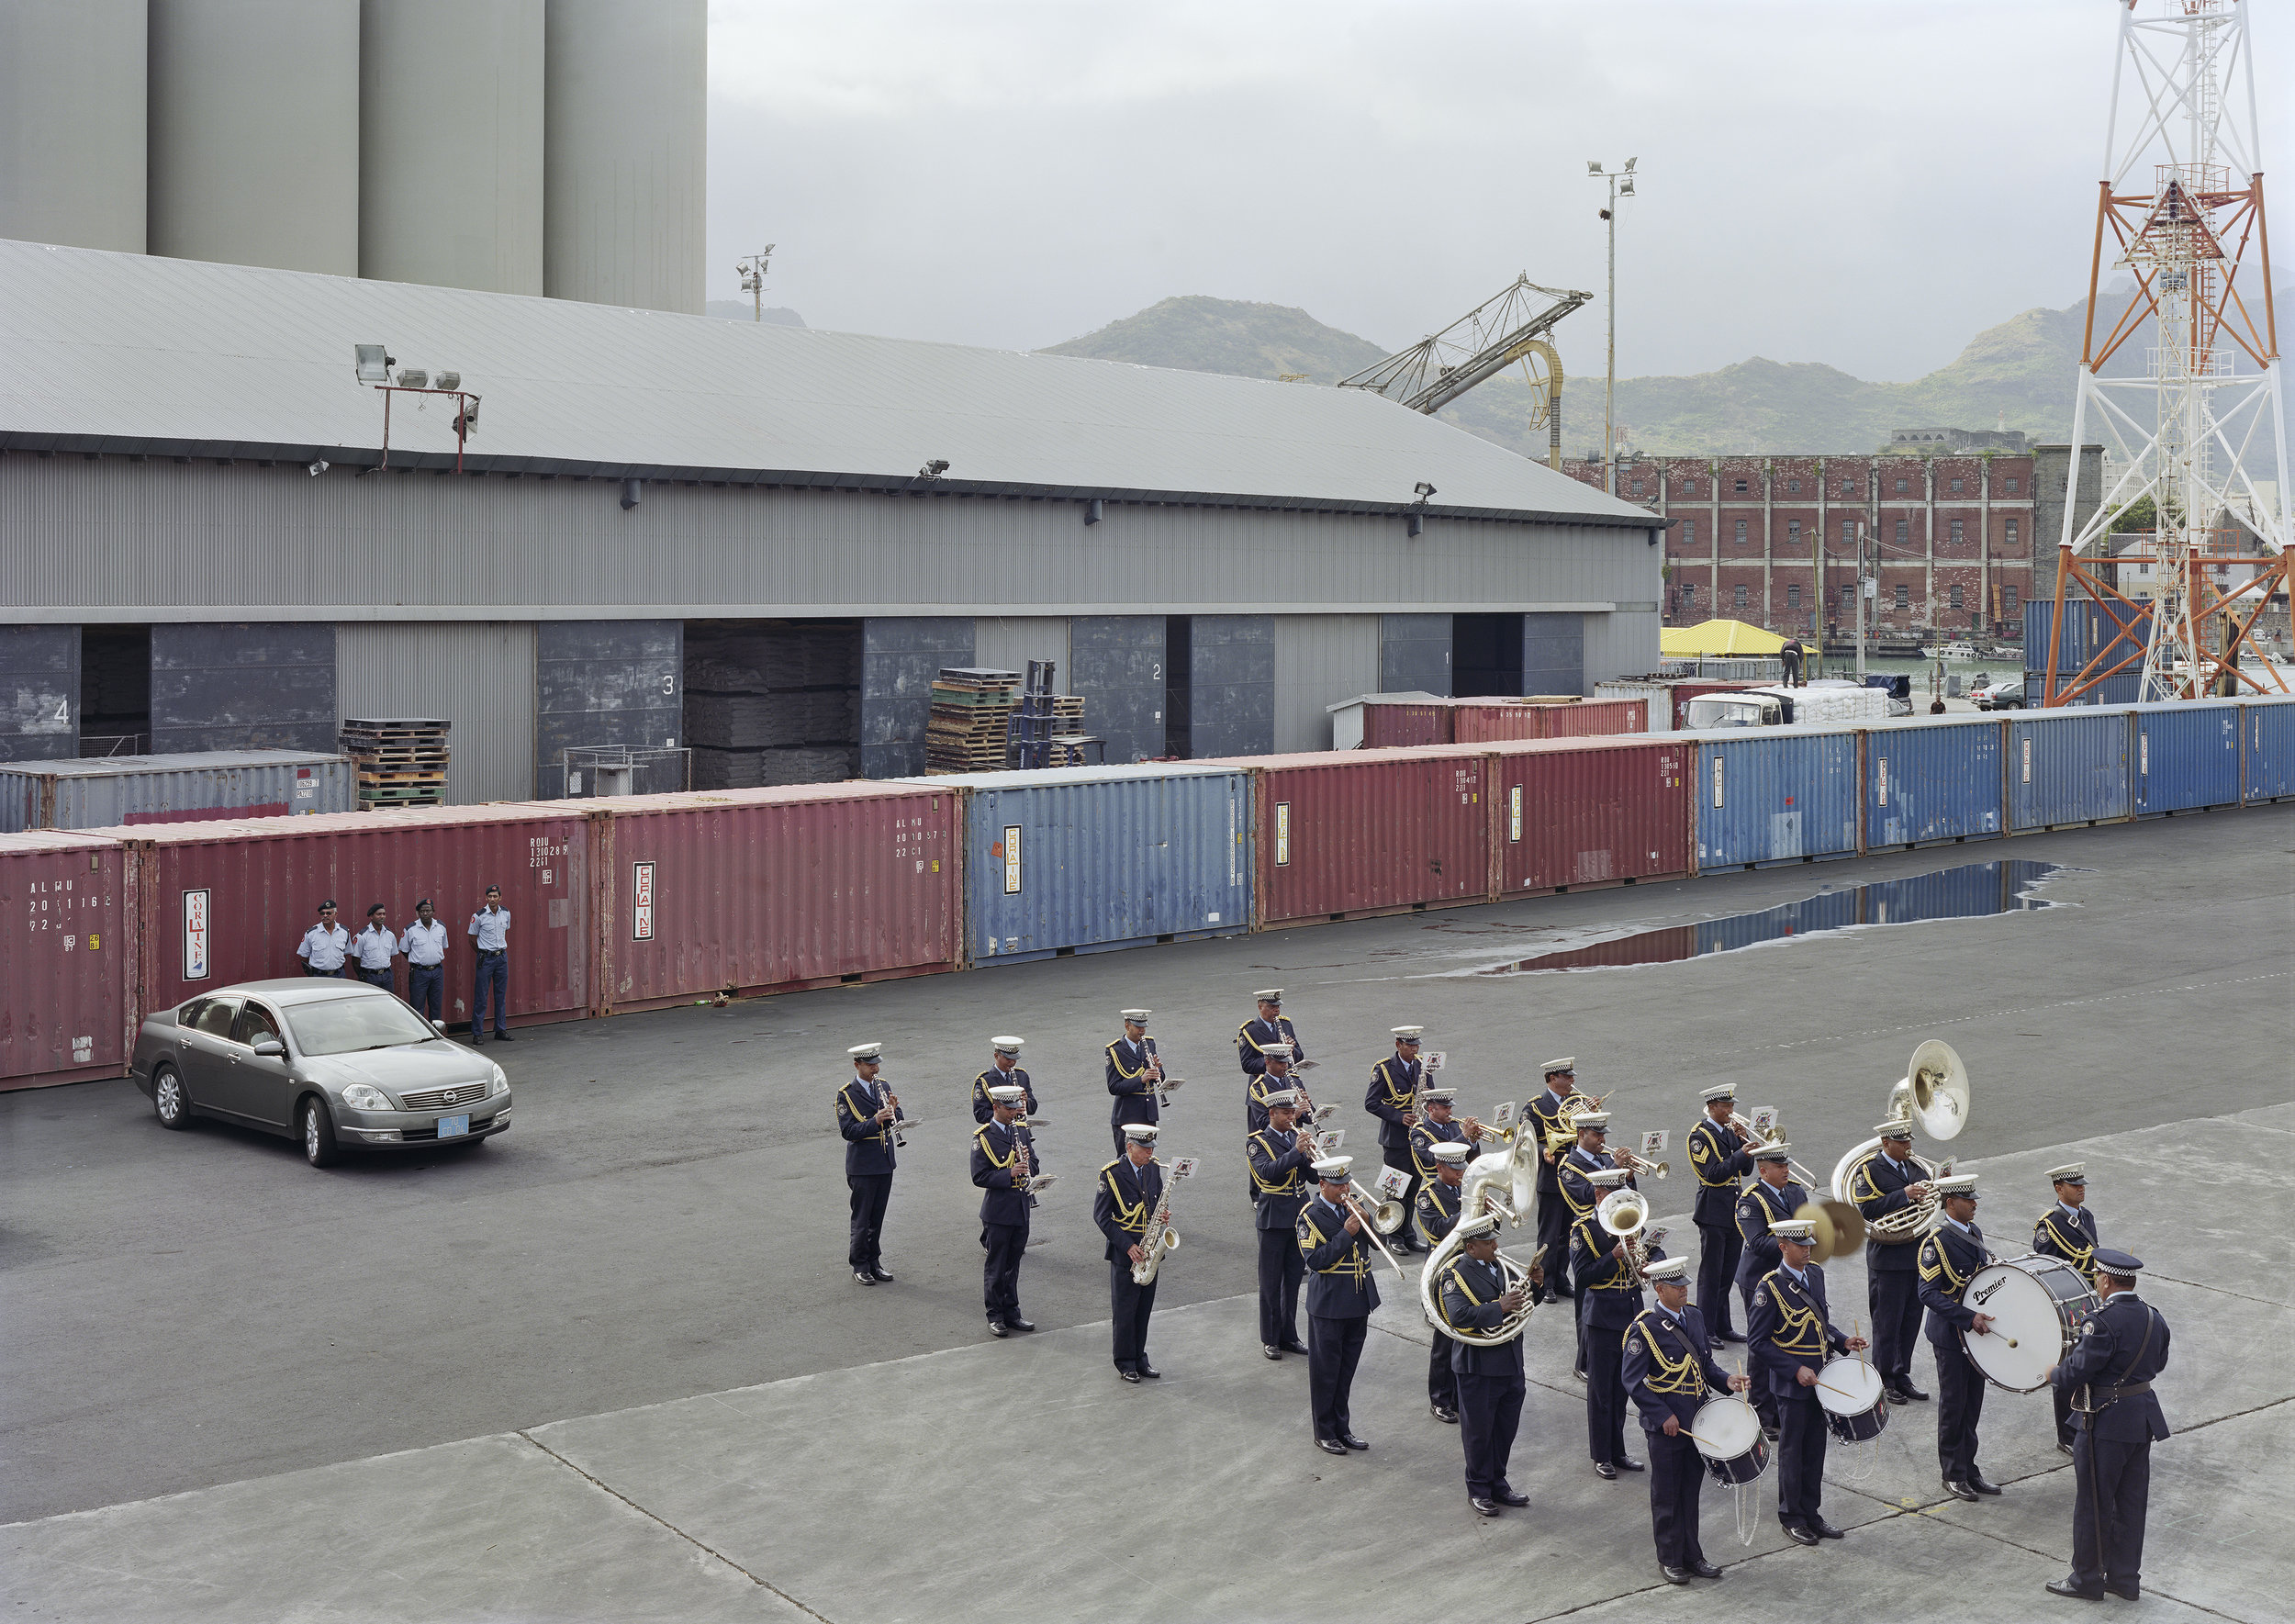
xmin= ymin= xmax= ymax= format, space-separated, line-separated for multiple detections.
xmin=1479 ymin=859 xmax=2082 ymax=976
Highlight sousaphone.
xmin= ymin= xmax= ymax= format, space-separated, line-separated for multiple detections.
xmin=1828 ymin=1039 xmax=1973 ymax=1246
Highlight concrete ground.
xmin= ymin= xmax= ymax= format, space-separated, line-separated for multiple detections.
xmin=2 ymin=806 xmax=2289 ymax=1620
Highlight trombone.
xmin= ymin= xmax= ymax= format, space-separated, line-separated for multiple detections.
xmin=1343 ymin=1182 xmax=1411 ymax=1282
xmin=1727 ymin=1108 xmax=1819 ymax=1189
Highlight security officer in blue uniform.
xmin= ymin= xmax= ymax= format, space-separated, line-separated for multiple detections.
xmin=2033 ymin=1161 xmax=2101 ymax=1452
xmin=1298 ymin=1156 xmax=1379 ymax=1454
xmin=1847 ymin=1119 xmax=1934 ymax=1406
xmin=1558 ymin=1110 xmax=1624 ymax=1379
xmin=1573 ymin=1167 xmax=1659 ymax=1479
xmin=833 ymin=1041 xmax=904 ymax=1285
xmin=1105 ymin=1008 xmax=1164 ymax=1159
xmin=1416 ymin=1139 xmax=1473 ymax=1421
xmin=1686 ymin=1084 xmax=1753 ymax=1344
xmin=1438 ymin=1214 xmax=1534 ymax=1515
xmin=1733 ymin=1142 xmax=1810 ymax=1437
xmin=1527 ymin=1058 xmax=1580 ymax=1302
xmin=970 ymin=1083 xmax=1041 ymax=1338
xmin=1364 ymin=1025 xmax=1427 ymax=1252
xmin=971 ymin=1036 xmax=1037 ymax=1124
xmin=1093 ymin=1123 xmax=1167 ymax=1383
xmin=1746 ymin=1216 xmax=1865 ymax=1544
xmin=2044 ymin=1248 xmax=2170 ymax=1603
xmin=1246 ymin=1085 xmax=1316 ymax=1361
xmin=1918 ymin=1172 xmax=2004 ymax=1501
xmin=1624 ymin=1256 xmax=1751 ymax=1585
xmin=1237 ymin=989 xmax=1307 ymax=1115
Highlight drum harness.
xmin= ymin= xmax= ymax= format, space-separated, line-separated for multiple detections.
xmin=1640 ymin=1310 xmax=1766 ymax=1545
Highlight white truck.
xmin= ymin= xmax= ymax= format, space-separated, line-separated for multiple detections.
xmin=1682 ymin=679 xmax=1894 ymax=729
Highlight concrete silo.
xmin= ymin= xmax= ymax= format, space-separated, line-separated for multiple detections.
xmin=0 ymin=0 xmax=148 ymax=252
xmin=543 ymin=0 xmax=705 ymax=315
xmin=146 ymin=0 xmax=360 ymax=275
xmin=359 ymin=0 xmax=546 ymax=296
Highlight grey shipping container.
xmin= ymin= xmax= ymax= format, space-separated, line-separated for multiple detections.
xmin=0 ymin=751 xmax=355 ymax=833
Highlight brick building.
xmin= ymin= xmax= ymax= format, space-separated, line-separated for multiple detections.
xmin=1563 ymin=447 xmax=2102 ymax=643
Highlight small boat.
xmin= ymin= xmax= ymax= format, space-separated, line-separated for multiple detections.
xmin=1925 ymin=642 xmax=1980 ymax=662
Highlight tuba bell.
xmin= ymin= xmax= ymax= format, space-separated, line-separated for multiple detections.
xmin=1597 ymin=1186 xmax=1649 ymax=1239
xmin=1417 ymin=1126 xmax=1542 ymax=1347
xmin=1829 ymin=1039 xmax=1972 ymax=1245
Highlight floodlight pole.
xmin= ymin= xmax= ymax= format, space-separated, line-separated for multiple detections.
xmin=1589 ymin=162 xmax=1636 ymax=496
xmin=736 ymin=248 xmax=775 ymax=322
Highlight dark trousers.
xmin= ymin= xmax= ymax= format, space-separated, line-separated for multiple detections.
xmin=473 ymin=951 xmax=509 ymax=1035
xmin=1774 ymin=1388 xmax=1828 ymax=1526
xmin=1695 ymin=1221 xmax=1741 ymax=1338
xmin=407 ymin=963 xmax=443 ymax=1020
xmin=1428 ymin=1332 xmax=1460 ymax=1411
xmin=1456 ymin=1369 xmax=1525 ymax=1498
xmin=1740 ymin=1281 xmax=1779 ymax=1430
xmin=1256 ymin=1226 xmax=1304 ymax=1347
xmin=981 ymin=1220 xmax=1026 ymax=1320
xmin=1381 ymin=1145 xmax=1422 ymax=1249
xmin=1583 ymin=1316 xmax=1629 ymax=1463
xmin=2069 ymin=1431 xmax=2151 ymax=1590
xmin=2054 ymin=1386 xmax=2077 ymax=1448
xmin=845 ymin=1173 xmax=892 ymax=1270
xmin=1109 ymin=1262 xmax=1158 ymax=1372
xmin=357 ymin=966 xmax=394 ymax=989
xmin=1536 ymin=1185 xmax=1573 ymax=1298
xmin=1308 ymin=1313 xmax=1368 ymax=1440
xmin=1868 ymin=1266 xmax=1923 ymax=1387
xmin=1647 ymin=1426 xmax=1707 ymax=1569
xmin=1934 ymin=1334 xmax=1987 ymax=1481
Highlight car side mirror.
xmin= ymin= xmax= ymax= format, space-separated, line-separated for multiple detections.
xmin=431 ymin=1019 xmax=447 ymax=1033
xmin=252 ymin=1037 xmax=285 ymax=1058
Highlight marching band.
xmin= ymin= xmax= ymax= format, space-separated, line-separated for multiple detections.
xmin=831 ymin=1012 xmax=2169 ymax=1597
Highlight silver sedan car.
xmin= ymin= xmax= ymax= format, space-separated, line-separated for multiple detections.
xmin=131 ymin=979 xmax=512 ymax=1167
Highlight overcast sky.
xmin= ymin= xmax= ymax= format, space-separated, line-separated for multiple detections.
xmin=704 ymin=1 xmax=2292 ymax=383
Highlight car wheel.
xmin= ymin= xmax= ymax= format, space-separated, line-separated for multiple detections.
xmin=301 ymin=1096 xmax=341 ymax=1168
xmin=152 ymin=1065 xmax=191 ymax=1130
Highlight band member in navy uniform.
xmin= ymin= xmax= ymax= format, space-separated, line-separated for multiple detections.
xmin=971 ymin=1036 xmax=1037 ymax=1124
xmin=1408 ymin=1087 xmax=1479 ymax=1188
xmin=1624 ymin=1256 xmax=1751 ymax=1585
xmin=1438 ymin=1214 xmax=1538 ymax=1515
xmin=1106 ymin=1009 xmax=1164 ymax=1159
xmin=1094 ymin=1123 xmax=1167 ymax=1383
xmin=971 ymin=1084 xmax=1040 ymax=1338
xmin=1746 ymin=1216 xmax=1866 ymax=1544
xmin=1245 ymin=1043 xmax=1304 ymax=1135
xmin=1237 ymin=989 xmax=1307 ymax=1101
xmin=1247 ymin=1085 xmax=1316 ymax=1361
xmin=1526 ymin=1059 xmax=1580 ymax=1303
xmin=1558 ymin=1110 xmax=1623 ymax=1379
xmin=2043 ymin=1248 xmax=2170 ymax=1603
xmin=833 ymin=1042 xmax=904 ymax=1285
xmin=2033 ymin=1162 xmax=2101 ymax=1453
xmin=1417 ymin=1139 xmax=1473 ymax=1422
xmin=1298 ymin=1157 xmax=1379 ymax=1454
xmin=1733 ymin=1142 xmax=1809 ymax=1437
xmin=1364 ymin=1025 xmax=1427 ymax=1252
xmin=1686 ymin=1084 xmax=1753 ymax=1345
xmin=1573 ymin=1168 xmax=1658 ymax=1479
xmin=1848 ymin=1119 xmax=1934 ymax=1406
xmin=1919 ymin=1172 xmax=2004 ymax=1501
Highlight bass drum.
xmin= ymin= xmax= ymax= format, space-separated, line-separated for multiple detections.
xmin=1817 ymin=1356 xmax=1888 ymax=1443
xmin=1691 ymin=1395 xmax=1768 ymax=1486
xmin=1962 ymin=1255 xmax=2099 ymax=1393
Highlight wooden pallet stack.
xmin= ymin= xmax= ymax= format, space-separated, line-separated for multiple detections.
xmin=1046 ymin=695 xmax=1093 ymax=765
xmin=340 ymin=718 xmax=451 ymax=808
xmin=924 ymin=668 xmax=1022 ymax=773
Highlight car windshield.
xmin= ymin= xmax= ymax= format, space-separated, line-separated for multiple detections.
xmin=285 ymin=995 xmax=442 ymax=1057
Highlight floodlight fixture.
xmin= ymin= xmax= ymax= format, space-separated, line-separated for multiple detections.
xmin=1619 ymin=177 xmax=1635 ymax=196
xmin=1586 ymin=161 xmax=1602 ymax=174
xmin=308 ymin=460 xmax=330 ymax=476
xmin=433 ymin=370 xmax=461 ymax=392
xmin=920 ymin=458 xmax=950 ymax=479
xmin=1414 ymin=481 xmax=1438 ymax=502
xmin=353 ymin=345 xmax=392 ymax=383
xmin=1625 ymin=156 xmax=1637 ymax=172
xmin=397 ymin=367 xmax=428 ymax=388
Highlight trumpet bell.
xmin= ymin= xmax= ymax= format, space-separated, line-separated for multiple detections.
xmin=1889 ymin=1038 xmax=1970 ymax=1142
xmin=1597 ymin=1187 xmax=1649 ymax=1238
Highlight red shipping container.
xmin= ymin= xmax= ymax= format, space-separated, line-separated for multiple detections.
xmin=577 ymin=784 xmax=962 ymax=1014
xmin=110 ymin=804 xmax=593 ymax=1028
xmin=1209 ymin=750 xmax=1490 ymax=925
xmin=1483 ymin=736 xmax=1691 ymax=898
xmin=1529 ymin=697 xmax=1649 ymax=740
xmin=1360 ymin=701 xmax=1453 ymax=748
xmin=1448 ymin=703 xmax=1542 ymax=744
xmin=1 ymin=831 xmax=133 ymax=1089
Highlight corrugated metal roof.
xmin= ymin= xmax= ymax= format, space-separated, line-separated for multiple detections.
xmin=0 ymin=239 xmax=1656 ymax=525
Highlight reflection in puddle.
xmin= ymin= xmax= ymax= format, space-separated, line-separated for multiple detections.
xmin=1480 ymin=860 xmax=2080 ymax=976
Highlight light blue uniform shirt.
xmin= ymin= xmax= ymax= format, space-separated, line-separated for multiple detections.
xmin=399 ymin=918 xmax=449 ymax=966
xmin=468 ymin=906 xmax=511 ymax=952
xmin=297 ymin=923 xmax=349 ymax=970
xmin=353 ymin=924 xmax=397 ymax=969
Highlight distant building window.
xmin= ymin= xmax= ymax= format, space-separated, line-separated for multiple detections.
xmin=1683 ymin=583 xmax=1696 ymax=608
xmin=1735 ymin=519 xmax=1749 ymax=545
xmin=1734 ymin=584 xmax=1749 ymax=610
xmin=2004 ymin=585 xmax=2018 ymax=615
xmin=1895 ymin=478 xmax=1909 ymax=493
xmin=2004 ymin=476 xmax=2020 ymax=494
xmin=1787 ymin=583 xmax=1802 ymax=610
xmin=1896 ymin=518 xmax=1910 ymax=545
xmin=1840 ymin=478 xmax=1854 ymax=497
xmin=1950 ymin=584 xmax=1965 ymax=609
xmin=1950 ymin=478 xmax=1964 ymax=494
xmin=1787 ymin=521 xmax=1802 ymax=544
xmin=1681 ymin=519 xmax=1696 ymax=545
xmin=1842 ymin=518 xmax=1857 ymax=545
xmin=1734 ymin=478 xmax=1749 ymax=494
xmin=1787 ymin=478 xmax=1801 ymax=493
xmin=1630 ymin=479 xmax=1644 ymax=496
xmin=1896 ymin=583 xmax=1911 ymax=610
xmin=1842 ymin=584 xmax=1856 ymax=611
xmin=1951 ymin=520 xmax=1965 ymax=544
xmin=2005 ymin=519 xmax=2019 ymax=544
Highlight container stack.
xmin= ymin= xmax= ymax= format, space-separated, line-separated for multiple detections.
xmin=925 ymin=668 xmax=1023 ymax=773
xmin=685 ymin=624 xmax=862 ymax=788
xmin=339 ymin=719 xmax=450 ymax=809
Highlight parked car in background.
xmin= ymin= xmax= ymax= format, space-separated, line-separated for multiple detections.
xmin=131 ymin=980 xmax=510 ymax=1167
xmin=1971 ymin=676 xmax=2028 ymax=711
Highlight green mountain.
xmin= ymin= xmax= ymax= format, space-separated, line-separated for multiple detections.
xmin=1039 ymin=295 xmax=1387 ymax=383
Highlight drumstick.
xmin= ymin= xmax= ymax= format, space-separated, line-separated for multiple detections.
xmin=1854 ymin=1316 xmax=1866 ymax=1378
xmin=1812 ymin=1377 xmax=1863 ymax=1401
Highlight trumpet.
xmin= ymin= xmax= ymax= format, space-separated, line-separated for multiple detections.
xmin=1343 ymin=1182 xmax=1411 ymax=1282
xmin=1615 ymin=1146 xmax=1669 ymax=1181
xmin=1727 ymin=1108 xmax=1818 ymax=1190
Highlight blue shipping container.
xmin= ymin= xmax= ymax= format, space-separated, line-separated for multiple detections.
xmin=1863 ymin=717 xmax=2005 ymax=850
xmin=2023 ymin=599 xmax=2151 ymax=675
xmin=1685 ymin=726 xmax=1861 ymax=871
xmin=2244 ymin=696 xmax=2295 ymax=801
xmin=907 ymin=765 xmax=1252 ymax=966
xmin=2008 ymin=710 xmax=2132 ymax=829
xmin=2129 ymin=701 xmax=2243 ymax=815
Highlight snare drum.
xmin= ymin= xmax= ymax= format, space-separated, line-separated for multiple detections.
xmin=1816 ymin=1356 xmax=1889 ymax=1443
xmin=1691 ymin=1395 xmax=1768 ymax=1486
xmin=1962 ymin=1254 xmax=2099 ymax=1393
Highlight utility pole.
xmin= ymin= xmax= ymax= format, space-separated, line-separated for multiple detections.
xmin=1855 ymin=521 xmax=1868 ymax=681
xmin=735 ymin=247 xmax=776 ymax=321
xmin=1587 ymin=160 xmax=1637 ymax=496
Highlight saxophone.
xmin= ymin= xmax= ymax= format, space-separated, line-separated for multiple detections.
xmin=1131 ymin=1158 xmax=1197 ymax=1284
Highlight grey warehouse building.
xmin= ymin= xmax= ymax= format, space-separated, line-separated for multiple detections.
xmin=0 ymin=241 xmax=1664 ymax=798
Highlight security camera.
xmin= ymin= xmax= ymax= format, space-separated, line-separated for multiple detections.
xmin=308 ymin=460 xmax=330 ymax=476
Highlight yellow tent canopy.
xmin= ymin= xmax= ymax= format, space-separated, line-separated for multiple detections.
xmin=1660 ymin=619 xmax=1790 ymax=656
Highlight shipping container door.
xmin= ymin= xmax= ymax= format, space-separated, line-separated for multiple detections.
xmin=1502 ymin=740 xmax=1688 ymax=896
xmin=2008 ymin=711 xmax=2132 ymax=830
xmin=0 ymin=833 xmax=130 ymax=1087
xmin=2244 ymin=697 xmax=2295 ymax=801
xmin=2131 ymin=702 xmax=2242 ymax=814
xmin=1864 ymin=720 xmax=2005 ymax=849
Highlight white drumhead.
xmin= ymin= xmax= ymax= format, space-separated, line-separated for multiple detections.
xmin=1964 ymin=1262 xmax=2065 ymax=1391
xmin=1692 ymin=1395 xmax=1761 ymax=1459
xmin=1817 ymin=1356 xmax=1885 ymax=1416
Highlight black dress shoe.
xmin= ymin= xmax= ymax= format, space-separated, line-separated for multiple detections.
xmin=1493 ymin=1487 xmax=1530 ymax=1507
xmin=1472 ymin=1496 xmax=1501 ymax=1517
xmin=1967 ymin=1472 xmax=2003 ymax=1496
xmin=1810 ymin=1518 xmax=1845 ymax=1540
xmin=1782 ymin=1523 xmax=1820 ymax=1546
xmin=1006 ymin=1317 xmax=1036 ymax=1333
xmin=868 ymin=1267 xmax=895 ymax=1282
xmin=1898 ymin=1382 xmax=1930 ymax=1401
xmin=2105 ymin=1583 xmax=2140 ymax=1602
xmin=1280 ymin=1339 xmax=1310 ymax=1355
xmin=2045 ymin=1579 xmax=2105 ymax=1601
xmin=1136 ymin=1362 xmax=1161 ymax=1379
xmin=1430 ymin=1405 xmax=1459 ymax=1424
xmin=987 ymin=1320 xmax=1009 ymax=1338
xmin=1763 ymin=1426 xmax=1781 ymax=1442
xmin=1716 ymin=1329 xmax=1747 ymax=1344
xmin=1338 ymin=1433 xmax=1369 ymax=1450
xmin=1316 ymin=1437 xmax=1348 ymax=1455
xmin=494 ymin=1031 xmax=514 ymax=1042
xmin=1661 ymin=1565 xmax=1691 ymax=1585
xmin=1943 ymin=1480 xmax=1980 ymax=1502
xmin=1614 ymin=1457 xmax=1645 ymax=1473
xmin=853 ymin=1270 xmax=875 ymax=1285
xmin=1884 ymin=1388 xmax=1910 ymax=1406
xmin=1689 ymin=1560 xmax=1725 ymax=1579
xmin=1594 ymin=1462 xmax=1618 ymax=1481
xmin=1573 ymin=1368 xmax=1587 ymax=1383
xmin=1118 ymin=1368 xmax=1142 ymax=1383
xmin=2056 ymin=1440 xmax=2076 ymax=1457
xmin=1264 ymin=1344 xmax=1283 ymax=1361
